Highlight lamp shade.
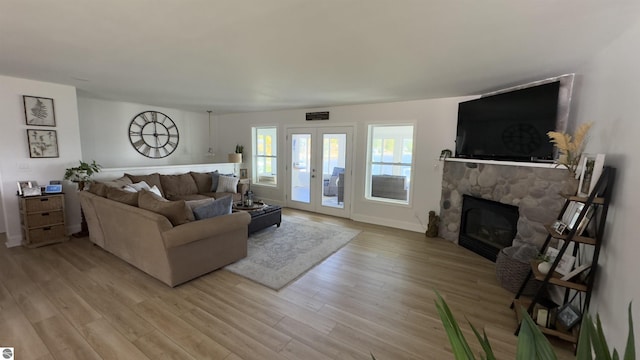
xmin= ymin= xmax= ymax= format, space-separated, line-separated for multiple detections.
xmin=228 ymin=153 xmax=242 ymax=163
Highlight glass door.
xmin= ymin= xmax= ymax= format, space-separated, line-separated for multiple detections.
xmin=287 ymin=126 xmax=352 ymax=217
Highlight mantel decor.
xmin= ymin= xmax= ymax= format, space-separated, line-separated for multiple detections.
xmin=547 ymin=122 xmax=592 ymax=179
xmin=27 ymin=129 xmax=59 ymax=158
xmin=23 ymin=95 xmax=56 ymax=126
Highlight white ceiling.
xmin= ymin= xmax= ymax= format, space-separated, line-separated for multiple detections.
xmin=1 ymin=1 xmax=639 ymax=114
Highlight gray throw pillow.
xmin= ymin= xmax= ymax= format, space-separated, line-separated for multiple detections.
xmin=210 ymin=170 xmax=220 ymax=192
xmin=193 ymin=195 xmax=233 ymax=220
xmin=210 ymin=171 xmax=235 ymax=192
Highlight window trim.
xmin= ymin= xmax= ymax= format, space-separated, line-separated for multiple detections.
xmin=365 ymin=123 xmax=415 ymax=205
xmin=252 ymin=126 xmax=278 ymax=187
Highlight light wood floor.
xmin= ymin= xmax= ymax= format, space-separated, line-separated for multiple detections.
xmin=0 ymin=209 xmax=574 ymax=359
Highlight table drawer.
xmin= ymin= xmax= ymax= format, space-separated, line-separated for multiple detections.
xmin=23 ymin=210 xmax=64 ymax=227
xmin=23 ymin=196 xmax=63 ymax=212
xmin=25 ymin=224 xmax=67 ymax=244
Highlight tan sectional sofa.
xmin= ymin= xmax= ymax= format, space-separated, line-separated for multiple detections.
xmin=79 ymin=171 xmax=251 ymax=287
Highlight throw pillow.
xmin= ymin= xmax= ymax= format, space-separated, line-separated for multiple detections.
xmin=148 ymin=185 xmax=163 ymax=198
xmin=210 ymin=170 xmax=220 ymax=192
xmin=125 ymin=173 xmax=164 ymax=197
xmin=216 ymin=175 xmax=239 ymax=193
xmin=106 ymin=187 xmax=139 ymax=206
xmin=193 ymin=195 xmax=233 ymax=220
xmin=185 ymin=198 xmax=217 ymax=222
xmin=138 ymin=190 xmax=191 ymax=226
xmin=122 ymin=181 xmax=151 ymax=192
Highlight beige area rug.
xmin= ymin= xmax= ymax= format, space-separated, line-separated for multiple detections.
xmin=224 ymin=215 xmax=360 ymax=290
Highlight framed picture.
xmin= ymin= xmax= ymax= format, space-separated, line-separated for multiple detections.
xmin=562 ymin=201 xmax=594 ymax=235
xmin=27 ymin=129 xmax=59 ymax=158
xmin=577 ymin=153 xmax=605 ymax=197
xmin=545 ymin=247 xmax=576 ymax=276
xmin=23 ymin=95 xmax=56 ymax=126
xmin=556 ymin=303 xmax=582 ymax=330
xmin=240 ymin=168 xmax=248 ymax=179
xmin=552 ymin=220 xmax=567 ymax=235
xmin=16 ymin=181 xmax=31 ymax=196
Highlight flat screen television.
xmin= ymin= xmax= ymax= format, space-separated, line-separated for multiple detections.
xmin=455 ymin=77 xmax=571 ymax=162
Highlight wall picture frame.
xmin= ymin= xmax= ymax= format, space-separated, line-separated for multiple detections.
xmin=240 ymin=168 xmax=248 ymax=179
xmin=27 ymin=129 xmax=59 ymax=158
xmin=23 ymin=95 xmax=56 ymax=126
xmin=544 ymin=247 xmax=576 ymax=276
xmin=577 ymin=153 xmax=605 ymax=197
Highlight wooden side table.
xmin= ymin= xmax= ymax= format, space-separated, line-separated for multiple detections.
xmin=19 ymin=193 xmax=68 ymax=248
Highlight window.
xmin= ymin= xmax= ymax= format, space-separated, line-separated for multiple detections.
xmin=366 ymin=124 xmax=414 ymax=203
xmin=252 ymin=127 xmax=278 ymax=186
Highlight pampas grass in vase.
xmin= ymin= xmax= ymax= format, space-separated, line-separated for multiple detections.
xmin=547 ymin=122 xmax=593 ymax=179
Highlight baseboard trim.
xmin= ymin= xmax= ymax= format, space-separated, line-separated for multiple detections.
xmin=351 ymin=214 xmax=424 ymax=233
xmin=6 ymin=234 xmax=22 ymax=248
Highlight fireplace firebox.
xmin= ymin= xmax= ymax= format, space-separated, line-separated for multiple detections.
xmin=459 ymin=195 xmax=519 ymax=262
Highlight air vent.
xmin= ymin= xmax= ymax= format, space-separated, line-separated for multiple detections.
xmin=305 ymin=111 xmax=329 ymax=121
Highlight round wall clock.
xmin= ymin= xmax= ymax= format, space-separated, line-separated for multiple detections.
xmin=128 ymin=111 xmax=179 ymax=158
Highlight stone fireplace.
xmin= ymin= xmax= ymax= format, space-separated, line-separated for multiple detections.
xmin=459 ymin=195 xmax=519 ymax=261
xmin=440 ymin=160 xmax=572 ymax=251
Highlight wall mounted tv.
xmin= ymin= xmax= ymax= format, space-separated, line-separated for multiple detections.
xmin=455 ymin=74 xmax=574 ymax=162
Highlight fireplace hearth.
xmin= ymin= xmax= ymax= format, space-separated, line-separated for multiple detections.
xmin=459 ymin=195 xmax=519 ymax=262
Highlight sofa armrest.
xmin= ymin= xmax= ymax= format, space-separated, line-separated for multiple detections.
xmin=162 ymin=211 xmax=251 ymax=249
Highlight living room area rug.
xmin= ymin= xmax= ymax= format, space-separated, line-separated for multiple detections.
xmin=224 ymin=214 xmax=361 ymax=290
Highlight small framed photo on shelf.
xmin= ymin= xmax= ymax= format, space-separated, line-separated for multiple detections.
xmin=556 ymin=303 xmax=582 ymax=330
xmin=577 ymin=153 xmax=605 ymax=197
xmin=23 ymin=95 xmax=56 ymax=126
xmin=240 ymin=168 xmax=248 ymax=179
xmin=551 ymin=220 xmax=567 ymax=235
xmin=27 ymin=129 xmax=59 ymax=158
xmin=544 ymin=247 xmax=576 ymax=276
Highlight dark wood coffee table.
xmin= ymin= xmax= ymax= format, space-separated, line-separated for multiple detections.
xmin=233 ymin=202 xmax=282 ymax=234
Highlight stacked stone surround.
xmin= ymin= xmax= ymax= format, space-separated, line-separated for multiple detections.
xmin=440 ymin=160 xmax=574 ymax=249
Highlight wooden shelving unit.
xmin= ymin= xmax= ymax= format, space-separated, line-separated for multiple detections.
xmin=511 ymin=166 xmax=615 ymax=345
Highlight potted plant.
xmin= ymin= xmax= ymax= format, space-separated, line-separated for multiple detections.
xmin=547 ymin=122 xmax=592 ymax=194
xmin=64 ymin=160 xmax=102 ymax=183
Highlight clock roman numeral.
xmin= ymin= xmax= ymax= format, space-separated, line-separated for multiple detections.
xmin=129 ymin=130 xmax=142 ymax=137
xmin=151 ymin=112 xmax=157 ymax=122
xmin=167 ymin=140 xmax=177 ymax=149
xmin=142 ymin=146 xmax=151 ymax=156
xmin=140 ymin=113 xmax=151 ymax=123
xmin=133 ymin=139 xmax=145 ymax=148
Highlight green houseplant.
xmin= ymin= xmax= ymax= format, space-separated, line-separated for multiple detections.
xmin=64 ymin=160 xmax=102 ymax=182
xmin=433 ymin=291 xmax=635 ymax=360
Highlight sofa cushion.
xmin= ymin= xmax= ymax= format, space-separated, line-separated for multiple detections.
xmin=106 ymin=187 xmax=139 ymax=206
xmin=217 ymin=175 xmax=239 ymax=193
xmin=160 ymin=174 xmax=199 ymax=200
xmin=185 ymin=198 xmax=217 ymax=221
xmin=122 ymin=180 xmax=149 ymax=191
xmin=138 ymin=190 xmax=191 ymax=226
xmin=99 ymin=176 xmax=133 ymax=189
xmin=88 ymin=182 xmax=108 ymax=197
xmin=170 ymin=194 xmax=212 ymax=201
xmin=125 ymin=173 xmax=164 ymax=197
xmin=193 ymin=196 xmax=233 ymax=220
xmin=190 ymin=172 xmax=213 ymax=194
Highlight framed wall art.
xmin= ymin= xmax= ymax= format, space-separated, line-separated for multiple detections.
xmin=23 ymin=95 xmax=56 ymax=126
xmin=240 ymin=168 xmax=248 ymax=179
xmin=577 ymin=153 xmax=605 ymax=197
xmin=27 ymin=129 xmax=59 ymax=158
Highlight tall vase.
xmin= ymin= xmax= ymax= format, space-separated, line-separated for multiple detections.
xmin=563 ymin=172 xmax=579 ymax=196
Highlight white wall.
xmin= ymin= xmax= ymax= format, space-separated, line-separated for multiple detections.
xmin=216 ymin=97 xmax=470 ymax=231
xmin=0 ymin=75 xmax=83 ymax=246
xmin=572 ymin=16 xmax=640 ymax=351
xmin=77 ymin=97 xmax=214 ymax=168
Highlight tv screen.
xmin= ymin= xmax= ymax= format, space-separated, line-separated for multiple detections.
xmin=455 ymin=81 xmax=560 ymax=162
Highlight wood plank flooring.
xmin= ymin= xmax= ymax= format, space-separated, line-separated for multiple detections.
xmin=0 ymin=209 xmax=574 ymax=359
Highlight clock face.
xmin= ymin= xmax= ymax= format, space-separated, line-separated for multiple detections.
xmin=128 ymin=111 xmax=179 ymax=158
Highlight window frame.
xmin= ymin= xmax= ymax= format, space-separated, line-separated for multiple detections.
xmin=365 ymin=123 xmax=415 ymax=205
xmin=252 ymin=126 xmax=278 ymax=187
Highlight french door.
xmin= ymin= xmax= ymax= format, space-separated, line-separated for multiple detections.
xmin=286 ymin=126 xmax=353 ymax=218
